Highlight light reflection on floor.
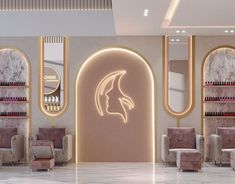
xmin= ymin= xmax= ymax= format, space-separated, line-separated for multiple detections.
xmin=0 ymin=163 xmax=234 ymax=184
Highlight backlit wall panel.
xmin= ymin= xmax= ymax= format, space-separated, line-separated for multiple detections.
xmin=76 ymin=48 xmax=155 ymax=162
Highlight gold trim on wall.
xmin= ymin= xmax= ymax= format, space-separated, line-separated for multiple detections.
xmin=75 ymin=47 xmax=156 ymax=163
xmin=39 ymin=36 xmax=69 ymax=117
xmin=163 ymin=36 xmax=195 ymax=119
xmin=201 ymin=45 xmax=235 ymax=135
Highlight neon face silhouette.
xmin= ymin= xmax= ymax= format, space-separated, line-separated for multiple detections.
xmin=95 ymin=70 xmax=134 ymax=123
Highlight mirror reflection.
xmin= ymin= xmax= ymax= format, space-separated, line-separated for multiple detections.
xmin=164 ymin=36 xmax=194 ymax=117
xmin=40 ymin=36 xmax=68 ymax=116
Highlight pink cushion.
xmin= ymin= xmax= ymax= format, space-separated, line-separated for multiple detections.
xmin=167 ymin=127 xmax=196 ymax=149
xmin=217 ymin=127 xmax=235 ymax=149
xmin=0 ymin=128 xmax=17 ymax=148
xmin=38 ymin=128 xmax=65 ymax=148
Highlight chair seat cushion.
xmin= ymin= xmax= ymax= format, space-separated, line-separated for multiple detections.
xmin=0 ymin=128 xmax=17 ymax=148
xmin=38 ymin=128 xmax=65 ymax=148
xmin=177 ymin=150 xmax=201 ymax=162
xmin=168 ymin=127 xmax=196 ymax=149
xmin=217 ymin=127 xmax=235 ymax=149
xmin=31 ymin=140 xmax=54 ymax=159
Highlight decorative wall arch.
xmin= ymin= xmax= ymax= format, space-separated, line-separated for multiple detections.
xmin=75 ymin=47 xmax=155 ymax=163
xmin=0 ymin=47 xmax=31 ymax=161
xmin=201 ymin=46 xmax=235 ymax=160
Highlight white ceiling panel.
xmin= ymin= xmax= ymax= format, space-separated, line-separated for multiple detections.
xmin=171 ymin=0 xmax=235 ymax=27
xmin=0 ymin=11 xmax=115 ymax=36
xmin=112 ymin=0 xmax=171 ymax=35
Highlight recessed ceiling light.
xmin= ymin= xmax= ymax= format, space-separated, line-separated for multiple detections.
xmin=143 ymin=9 xmax=149 ymax=16
xmin=170 ymin=39 xmax=175 ymax=42
xmin=176 ymin=39 xmax=180 ymax=42
xmin=182 ymin=30 xmax=186 ymax=33
xmin=224 ymin=30 xmax=229 ymax=33
xmin=230 ymin=30 xmax=234 ymax=33
xmin=176 ymin=30 xmax=180 ymax=33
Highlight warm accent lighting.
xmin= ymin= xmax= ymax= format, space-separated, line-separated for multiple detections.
xmin=75 ymin=48 xmax=155 ymax=163
xmin=162 ymin=0 xmax=180 ymax=27
xmin=95 ymin=70 xmax=135 ymax=123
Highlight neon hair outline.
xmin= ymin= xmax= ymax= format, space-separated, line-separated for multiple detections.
xmin=95 ymin=70 xmax=134 ymax=123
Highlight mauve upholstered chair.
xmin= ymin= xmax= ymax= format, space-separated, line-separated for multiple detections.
xmin=161 ymin=127 xmax=204 ymax=163
xmin=29 ymin=128 xmax=72 ymax=164
xmin=0 ymin=128 xmax=24 ymax=165
xmin=210 ymin=127 xmax=235 ymax=164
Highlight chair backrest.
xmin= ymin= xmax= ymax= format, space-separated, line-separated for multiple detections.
xmin=38 ymin=128 xmax=65 ymax=148
xmin=31 ymin=140 xmax=54 ymax=159
xmin=0 ymin=128 xmax=17 ymax=148
xmin=167 ymin=127 xmax=196 ymax=149
xmin=217 ymin=127 xmax=235 ymax=149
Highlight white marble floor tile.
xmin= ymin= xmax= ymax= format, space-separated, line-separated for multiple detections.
xmin=0 ymin=163 xmax=234 ymax=184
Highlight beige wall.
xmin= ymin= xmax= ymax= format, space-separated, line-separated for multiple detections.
xmin=0 ymin=36 xmax=235 ymax=162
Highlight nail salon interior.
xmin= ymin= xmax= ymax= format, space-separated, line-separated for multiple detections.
xmin=0 ymin=0 xmax=235 ymax=183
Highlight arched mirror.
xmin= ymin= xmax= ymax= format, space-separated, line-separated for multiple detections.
xmin=163 ymin=36 xmax=194 ymax=117
xmin=39 ymin=36 xmax=68 ymax=117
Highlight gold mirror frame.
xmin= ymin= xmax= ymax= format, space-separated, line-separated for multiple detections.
xmin=163 ymin=36 xmax=195 ymax=118
xmin=39 ymin=36 xmax=69 ymax=117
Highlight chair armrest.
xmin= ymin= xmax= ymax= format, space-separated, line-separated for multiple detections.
xmin=28 ymin=135 xmax=38 ymax=161
xmin=11 ymin=135 xmax=24 ymax=161
xmin=161 ymin=134 xmax=169 ymax=162
xmin=210 ymin=134 xmax=222 ymax=162
xmin=196 ymin=134 xmax=204 ymax=162
xmin=62 ymin=134 xmax=72 ymax=162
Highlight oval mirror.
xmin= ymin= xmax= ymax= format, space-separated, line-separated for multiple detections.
xmin=39 ymin=36 xmax=68 ymax=117
xmin=163 ymin=36 xmax=194 ymax=117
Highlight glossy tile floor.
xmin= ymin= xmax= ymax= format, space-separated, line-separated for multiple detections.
xmin=0 ymin=163 xmax=234 ymax=184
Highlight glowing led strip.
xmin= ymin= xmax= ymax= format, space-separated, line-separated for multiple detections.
xmin=75 ymin=48 xmax=155 ymax=163
xmin=95 ymin=70 xmax=134 ymax=123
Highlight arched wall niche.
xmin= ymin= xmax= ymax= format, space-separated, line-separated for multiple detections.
xmin=75 ymin=47 xmax=155 ymax=163
xmin=202 ymin=46 xmax=235 ymax=160
xmin=0 ymin=47 xmax=31 ymax=161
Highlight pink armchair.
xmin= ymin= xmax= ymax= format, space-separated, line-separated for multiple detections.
xmin=29 ymin=128 xmax=72 ymax=164
xmin=210 ymin=127 xmax=235 ymax=164
xmin=161 ymin=127 xmax=204 ymax=163
xmin=0 ymin=128 xmax=24 ymax=165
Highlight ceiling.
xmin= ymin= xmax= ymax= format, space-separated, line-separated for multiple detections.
xmin=0 ymin=0 xmax=235 ymax=36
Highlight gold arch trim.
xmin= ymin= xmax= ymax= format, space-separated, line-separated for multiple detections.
xmin=39 ymin=36 xmax=69 ymax=117
xmin=163 ymin=36 xmax=195 ymax=119
xmin=75 ymin=47 xmax=155 ymax=163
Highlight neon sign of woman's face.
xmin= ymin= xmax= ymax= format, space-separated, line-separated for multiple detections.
xmin=95 ymin=70 xmax=134 ymax=123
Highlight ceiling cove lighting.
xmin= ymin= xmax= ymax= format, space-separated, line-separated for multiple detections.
xmin=143 ymin=9 xmax=149 ymax=16
xmin=162 ymin=0 xmax=180 ymax=27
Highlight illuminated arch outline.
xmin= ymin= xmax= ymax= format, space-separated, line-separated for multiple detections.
xmin=75 ymin=47 xmax=155 ymax=163
xmin=95 ymin=70 xmax=134 ymax=123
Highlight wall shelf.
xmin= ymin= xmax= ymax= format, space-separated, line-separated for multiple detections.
xmin=0 ymin=85 xmax=29 ymax=88
xmin=203 ymin=85 xmax=235 ymax=88
xmin=203 ymin=116 xmax=235 ymax=119
xmin=0 ymin=101 xmax=29 ymax=104
xmin=0 ymin=116 xmax=29 ymax=119
xmin=203 ymin=101 xmax=235 ymax=103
